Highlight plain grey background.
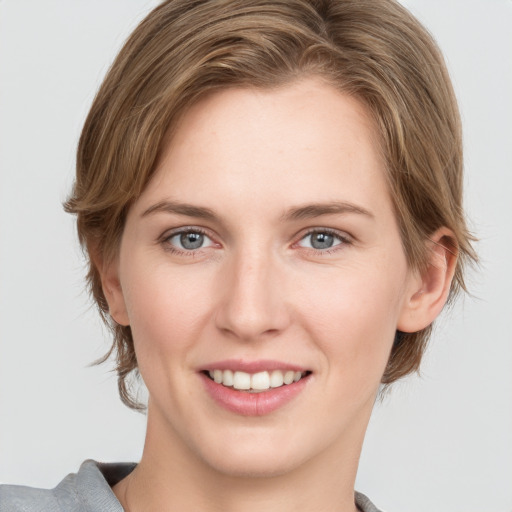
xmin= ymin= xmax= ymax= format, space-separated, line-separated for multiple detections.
xmin=0 ymin=1 xmax=511 ymax=511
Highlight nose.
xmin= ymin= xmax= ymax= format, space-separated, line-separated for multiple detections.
xmin=215 ymin=248 xmax=291 ymax=341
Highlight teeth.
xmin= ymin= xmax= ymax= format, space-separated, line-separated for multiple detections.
xmin=283 ymin=370 xmax=295 ymax=385
xmin=213 ymin=369 xmax=223 ymax=384
xmin=233 ymin=371 xmax=251 ymax=390
xmin=223 ymin=369 xmax=234 ymax=387
xmin=269 ymin=370 xmax=284 ymax=388
xmin=251 ymin=371 xmax=270 ymax=390
xmin=207 ymin=369 xmax=306 ymax=391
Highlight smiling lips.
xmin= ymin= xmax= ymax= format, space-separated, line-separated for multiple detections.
xmin=201 ymin=363 xmax=311 ymax=416
xmin=207 ymin=369 xmax=306 ymax=392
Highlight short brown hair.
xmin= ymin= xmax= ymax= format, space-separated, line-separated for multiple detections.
xmin=65 ymin=0 xmax=477 ymax=410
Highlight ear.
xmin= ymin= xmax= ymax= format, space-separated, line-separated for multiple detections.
xmin=397 ymin=228 xmax=458 ymax=333
xmin=90 ymin=244 xmax=130 ymax=327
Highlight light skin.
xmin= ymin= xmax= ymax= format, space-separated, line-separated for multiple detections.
xmin=99 ymin=78 xmax=456 ymax=512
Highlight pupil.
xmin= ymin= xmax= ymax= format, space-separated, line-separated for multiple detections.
xmin=311 ymin=232 xmax=333 ymax=249
xmin=180 ymin=232 xmax=203 ymax=250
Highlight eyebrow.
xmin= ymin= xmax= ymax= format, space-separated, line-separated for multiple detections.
xmin=141 ymin=200 xmax=217 ymax=220
xmin=281 ymin=201 xmax=374 ymax=221
xmin=141 ymin=200 xmax=374 ymax=222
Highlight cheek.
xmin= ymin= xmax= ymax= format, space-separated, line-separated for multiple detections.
xmin=295 ymin=261 xmax=406 ymax=380
xmin=121 ymin=259 xmax=214 ymax=364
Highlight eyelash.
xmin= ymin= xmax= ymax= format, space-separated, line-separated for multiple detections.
xmin=159 ymin=227 xmax=352 ymax=257
xmin=160 ymin=227 xmax=215 ymax=256
xmin=295 ymin=228 xmax=352 ymax=255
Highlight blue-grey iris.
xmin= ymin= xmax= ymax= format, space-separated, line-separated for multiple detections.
xmin=310 ymin=232 xmax=334 ymax=249
xmin=180 ymin=232 xmax=204 ymax=250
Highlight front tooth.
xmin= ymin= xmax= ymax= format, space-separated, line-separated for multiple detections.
xmin=233 ymin=371 xmax=251 ymax=390
xmin=293 ymin=371 xmax=302 ymax=382
xmin=223 ymin=369 xmax=234 ymax=387
xmin=283 ymin=370 xmax=295 ymax=385
xmin=269 ymin=370 xmax=284 ymax=388
xmin=213 ymin=369 xmax=223 ymax=383
xmin=251 ymin=371 xmax=270 ymax=390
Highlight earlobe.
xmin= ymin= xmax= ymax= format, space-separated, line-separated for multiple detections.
xmin=398 ymin=228 xmax=458 ymax=333
xmin=102 ymin=270 xmax=130 ymax=327
xmin=90 ymin=245 xmax=130 ymax=327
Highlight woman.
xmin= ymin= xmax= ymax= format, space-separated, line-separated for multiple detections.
xmin=0 ymin=0 xmax=477 ymax=510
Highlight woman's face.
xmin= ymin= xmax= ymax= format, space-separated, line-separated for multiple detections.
xmin=106 ymin=79 xmax=421 ymax=477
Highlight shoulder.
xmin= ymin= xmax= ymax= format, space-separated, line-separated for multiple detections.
xmin=0 ymin=483 xmax=62 ymax=511
xmin=0 ymin=460 xmax=136 ymax=512
xmin=355 ymin=491 xmax=385 ymax=512
xmin=0 ymin=472 xmax=79 ymax=512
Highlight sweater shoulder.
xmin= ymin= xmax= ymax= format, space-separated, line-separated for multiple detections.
xmin=0 ymin=480 xmax=71 ymax=511
xmin=0 ymin=460 xmax=132 ymax=512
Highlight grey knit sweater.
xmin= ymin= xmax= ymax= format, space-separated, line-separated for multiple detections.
xmin=0 ymin=460 xmax=383 ymax=511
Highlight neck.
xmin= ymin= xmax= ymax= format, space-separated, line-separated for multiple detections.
xmin=114 ymin=403 xmax=371 ymax=512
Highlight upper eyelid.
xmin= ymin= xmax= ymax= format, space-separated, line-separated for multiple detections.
xmin=158 ymin=225 xmax=352 ymax=248
xmin=296 ymin=227 xmax=352 ymax=242
xmin=289 ymin=229 xmax=352 ymax=257
xmin=160 ymin=226 xmax=218 ymax=249
xmin=161 ymin=225 xmax=214 ymax=240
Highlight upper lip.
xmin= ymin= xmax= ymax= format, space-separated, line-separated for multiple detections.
xmin=200 ymin=359 xmax=309 ymax=373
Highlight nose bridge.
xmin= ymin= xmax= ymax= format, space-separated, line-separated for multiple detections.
xmin=216 ymin=243 xmax=289 ymax=340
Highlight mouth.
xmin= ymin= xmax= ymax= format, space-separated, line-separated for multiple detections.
xmin=203 ymin=369 xmax=312 ymax=393
xmin=199 ymin=362 xmax=313 ymax=416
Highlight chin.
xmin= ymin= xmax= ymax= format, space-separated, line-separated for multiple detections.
xmin=201 ymin=444 xmax=307 ymax=479
xmin=187 ymin=422 xmax=326 ymax=480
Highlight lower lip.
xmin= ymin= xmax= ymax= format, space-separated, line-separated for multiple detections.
xmin=200 ymin=373 xmax=310 ymax=416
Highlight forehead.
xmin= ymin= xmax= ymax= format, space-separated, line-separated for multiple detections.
xmin=135 ymin=78 xmax=390 ymax=220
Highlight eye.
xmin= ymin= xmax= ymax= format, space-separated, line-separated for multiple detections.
xmin=166 ymin=229 xmax=215 ymax=251
xmin=297 ymin=230 xmax=346 ymax=251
